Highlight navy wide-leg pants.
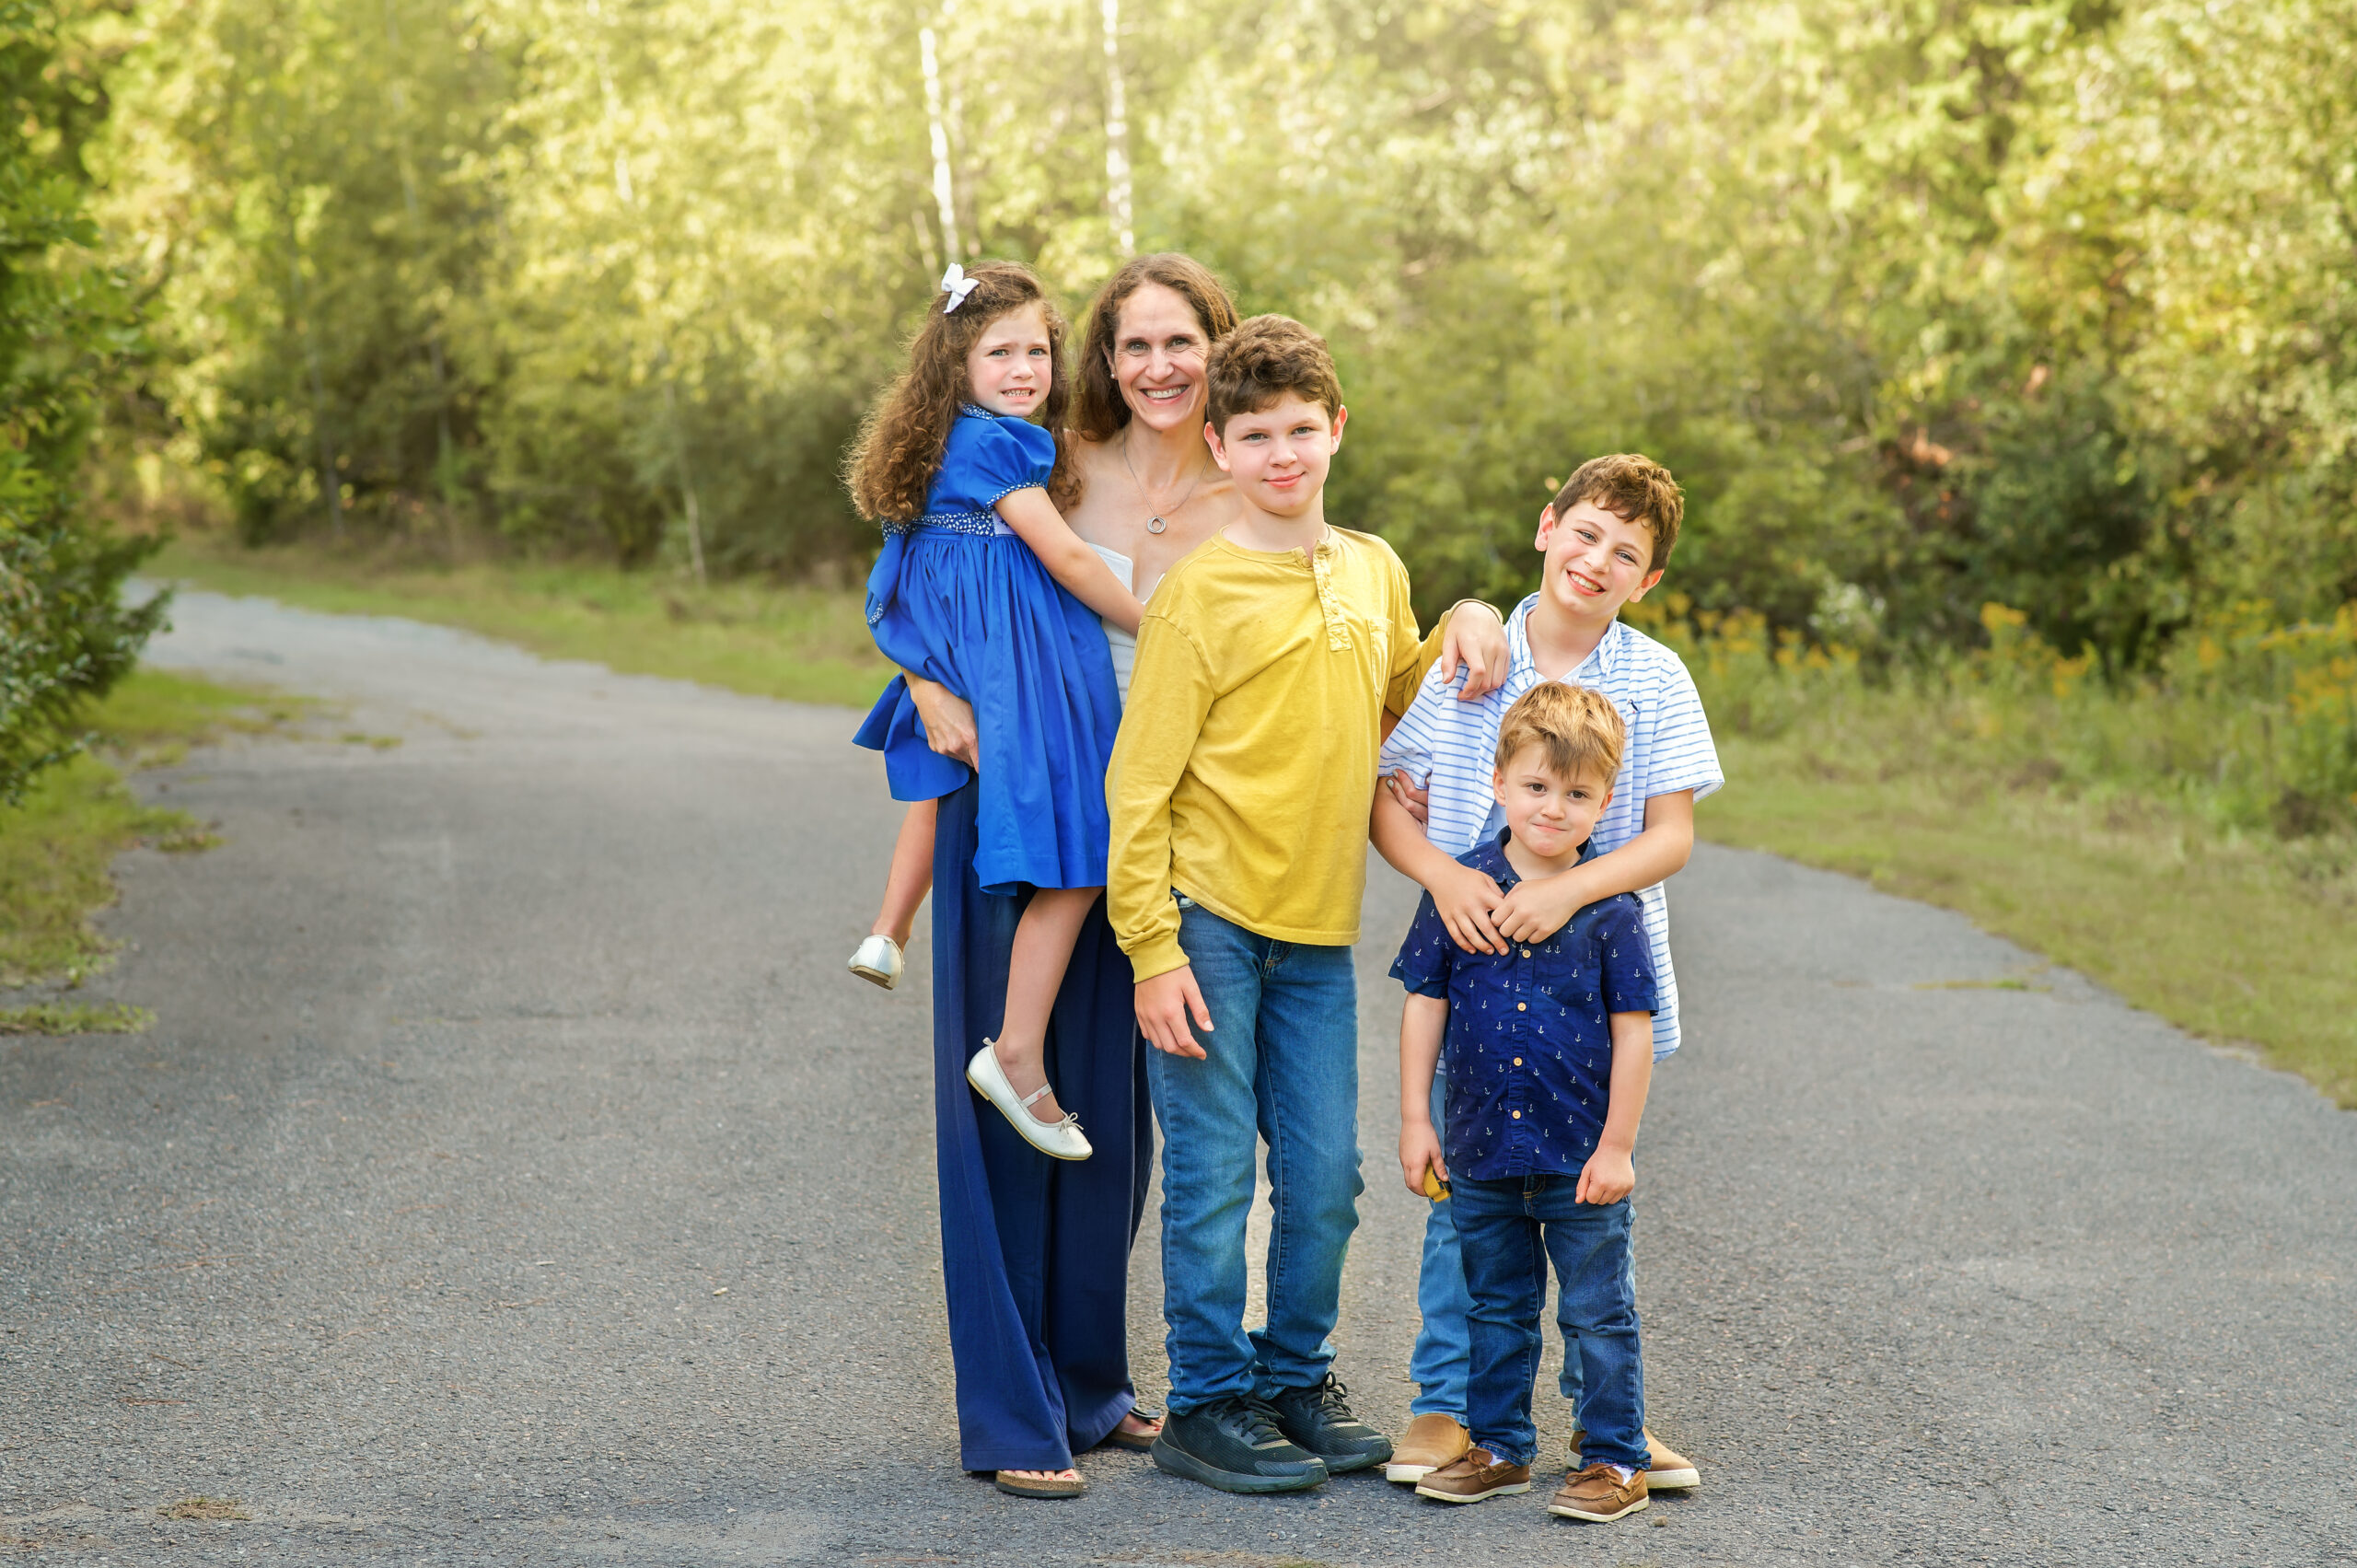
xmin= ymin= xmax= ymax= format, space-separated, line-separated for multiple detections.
xmin=931 ymin=778 xmax=1153 ymax=1472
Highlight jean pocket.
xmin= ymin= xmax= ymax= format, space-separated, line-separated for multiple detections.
xmin=1173 ymin=890 xmax=1197 ymax=912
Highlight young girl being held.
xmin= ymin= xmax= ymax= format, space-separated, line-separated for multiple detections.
xmin=846 ymin=261 xmax=1140 ymax=1161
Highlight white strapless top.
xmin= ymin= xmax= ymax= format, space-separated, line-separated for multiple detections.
xmin=1089 ymin=543 xmax=1136 ymax=706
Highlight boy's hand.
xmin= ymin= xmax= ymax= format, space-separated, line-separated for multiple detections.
xmin=1575 ymin=1145 xmax=1634 ymax=1206
xmin=1385 ymin=768 xmax=1432 ymax=828
xmin=1492 ymin=865 xmax=1589 ymax=944
xmin=1437 ymin=600 xmax=1510 ymax=700
xmin=1136 ymin=965 xmax=1211 ymax=1060
xmin=1399 ymin=1119 xmax=1449 ymax=1197
xmin=1430 ymin=859 xmax=1507 ymax=954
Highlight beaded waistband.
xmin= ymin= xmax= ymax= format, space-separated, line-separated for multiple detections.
xmin=883 ymin=507 xmax=1013 ymax=538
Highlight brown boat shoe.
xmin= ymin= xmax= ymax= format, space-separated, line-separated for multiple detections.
xmin=1383 ymin=1412 xmax=1471 ymax=1483
xmin=1570 ymin=1426 xmax=1699 ymax=1490
xmin=1548 ymin=1461 xmax=1648 ymax=1522
xmin=1412 ymin=1446 xmax=1532 ymax=1504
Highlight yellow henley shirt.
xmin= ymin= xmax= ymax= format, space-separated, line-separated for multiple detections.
xmin=1107 ymin=526 xmax=1433 ymax=981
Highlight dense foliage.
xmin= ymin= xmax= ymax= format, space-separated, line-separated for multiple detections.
xmin=1 ymin=0 xmax=163 ymax=803
xmin=87 ymin=0 xmax=2357 ymax=664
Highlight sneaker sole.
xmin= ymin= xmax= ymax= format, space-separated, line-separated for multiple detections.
xmin=1549 ymin=1494 xmax=1649 ymax=1522
xmin=1315 ymin=1446 xmax=1392 ymax=1476
xmin=1150 ymin=1438 xmax=1327 ymax=1495
xmin=1415 ymin=1479 xmax=1531 ymax=1503
xmin=1383 ymin=1461 xmax=1439 ymax=1484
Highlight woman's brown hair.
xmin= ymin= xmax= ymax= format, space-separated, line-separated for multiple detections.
xmin=846 ymin=261 xmax=1078 ymax=524
xmin=1070 ymin=252 xmax=1240 ymax=443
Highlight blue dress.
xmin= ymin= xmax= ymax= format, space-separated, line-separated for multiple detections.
xmin=853 ymin=408 xmax=1121 ymax=894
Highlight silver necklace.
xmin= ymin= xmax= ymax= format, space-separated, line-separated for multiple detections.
xmin=1121 ymin=430 xmax=1206 ymax=535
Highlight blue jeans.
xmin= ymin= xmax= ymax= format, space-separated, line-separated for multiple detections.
xmin=1452 ymin=1176 xmax=1645 ymax=1470
xmin=1414 ymin=1112 xmax=1627 ymax=1419
xmin=1408 ymin=1067 xmax=1474 ymax=1418
xmin=1144 ymin=898 xmax=1364 ymax=1414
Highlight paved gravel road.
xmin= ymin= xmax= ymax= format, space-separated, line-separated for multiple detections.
xmin=4 ymin=588 xmax=2352 ymax=1567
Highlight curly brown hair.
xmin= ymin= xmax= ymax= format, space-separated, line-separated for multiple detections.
xmin=1550 ymin=454 xmax=1684 ymax=573
xmin=1204 ymin=315 xmax=1343 ymax=435
xmin=845 ymin=261 xmax=1078 ymax=524
xmin=1070 ymin=252 xmax=1240 ymax=442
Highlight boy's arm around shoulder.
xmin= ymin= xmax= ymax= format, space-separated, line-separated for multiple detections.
xmin=1371 ymin=669 xmax=1508 ymax=954
xmin=1492 ymin=645 xmax=1721 ymax=943
xmin=1109 ymin=608 xmax=1217 ymax=1058
xmin=1492 ymin=791 xmax=1696 ymax=945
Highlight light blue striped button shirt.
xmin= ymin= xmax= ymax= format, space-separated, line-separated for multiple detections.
xmin=1378 ymin=597 xmax=1724 ymax=1060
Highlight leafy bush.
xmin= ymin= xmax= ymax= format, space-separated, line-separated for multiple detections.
xmin=1 ymin=0 xmax=165 ymax=802
xmin=1642 ymin=596 xmax=2357 ymax=842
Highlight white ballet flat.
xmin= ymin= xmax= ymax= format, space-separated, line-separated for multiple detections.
xmin=848 ymin=935 xmax=903 ymax=991
xmin=966 ymin=1043 xmax=1093 ymax=1161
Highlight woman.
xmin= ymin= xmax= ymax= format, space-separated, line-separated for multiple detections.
xmin=898 ymin=253 xmax=1505 ymax=1499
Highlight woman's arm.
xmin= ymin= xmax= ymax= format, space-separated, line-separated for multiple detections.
xmin=998 ymin=487 xmax=1145 ymax=634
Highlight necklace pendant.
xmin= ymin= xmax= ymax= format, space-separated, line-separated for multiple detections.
xmin=1146 ymin=515 xmax=1167 ymax=535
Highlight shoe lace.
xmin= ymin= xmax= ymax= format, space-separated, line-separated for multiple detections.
xmin=1231 ymin=1396 xmax=1290 ymax=1445
xmin=1305 ymin=1375 xmax=1353 ymax=1415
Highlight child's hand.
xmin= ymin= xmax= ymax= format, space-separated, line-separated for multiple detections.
xmin=1437 ymin=601 xmax=1509 ymax=700
xmin=1431 ymin=859 xmax=1507 ymax=955
xmin=1575 ymin=1146 xmax=1634 ymax=1206
xmin=1135 ymin=965 xmax=1211 ymax=1060
xmin=1492 ymin=866 xmax=1585 ymax=944
xmin=1385 ymin=769 xmax=1431 ymax=828
xmin=1399 ymin=1120 xmax=1448 ymax=1197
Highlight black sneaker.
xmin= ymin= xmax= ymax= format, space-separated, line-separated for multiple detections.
xmin=1266 ymin=1375 xmax=1393 ymax=1474
xmin=1151 ymin=1397 xmax=1329 ymax=1494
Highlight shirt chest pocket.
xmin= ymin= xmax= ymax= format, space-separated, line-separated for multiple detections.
xmin=1532 ymin=947 xmax=1596 ymax=1009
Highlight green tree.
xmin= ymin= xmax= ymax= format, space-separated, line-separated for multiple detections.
xmin=1 ymin=0 xmax=164 ymax=803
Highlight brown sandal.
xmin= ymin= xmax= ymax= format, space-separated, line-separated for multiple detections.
xmin=993 ymin=1469 xmax=1086 ymax=1499
xmin=1097 ymin=1410 xmax=1162 ymax=1453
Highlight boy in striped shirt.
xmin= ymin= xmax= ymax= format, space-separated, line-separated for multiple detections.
xmin=1371 ymin=453 xmax=1722 ymax=1491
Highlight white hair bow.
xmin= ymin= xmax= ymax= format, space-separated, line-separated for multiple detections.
xmin=939 ymin=263 xmax=980 ymax=314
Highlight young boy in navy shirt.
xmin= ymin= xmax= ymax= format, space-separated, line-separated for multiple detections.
xmin=1393 ymin=681 xmax=1658 ymax=1523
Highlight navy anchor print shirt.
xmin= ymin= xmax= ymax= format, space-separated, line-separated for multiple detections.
xmin=1390 ymin=830 xmax=1658 ymax=1181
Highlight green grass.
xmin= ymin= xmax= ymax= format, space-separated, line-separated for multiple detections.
xmin=1663 ymin=596 xmax=2357 ymax=1110
xmin=153 ymin=537 xmax=896 ymax=708
xmin=0 ymin=1001 xmax=154 ymax=1035
xmin=1701 ymin=753 xmax=2356 ymax=1107
xmin=0 ymin=668 xmax=293 ymax=991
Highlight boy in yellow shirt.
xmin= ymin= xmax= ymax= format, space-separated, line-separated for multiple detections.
xmin=1109 ymin=315 xmax=1427 ymax=1494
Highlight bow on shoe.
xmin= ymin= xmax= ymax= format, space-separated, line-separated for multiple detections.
xmin=940 ymin=263 xmax=981 ymax=313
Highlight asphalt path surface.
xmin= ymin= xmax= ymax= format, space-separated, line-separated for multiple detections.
xmin=3 ymin=587 xmax=2352 ymax=1566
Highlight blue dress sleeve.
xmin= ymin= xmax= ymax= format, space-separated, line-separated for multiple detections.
xmin=930 ymin=414 xmax=1058 ymax=517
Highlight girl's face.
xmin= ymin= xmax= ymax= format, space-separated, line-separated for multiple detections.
xmin=965 ymin=303 xmax=1053 ymax=418
xmin=1109 ymin=282 xmax=1211 ymax=434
